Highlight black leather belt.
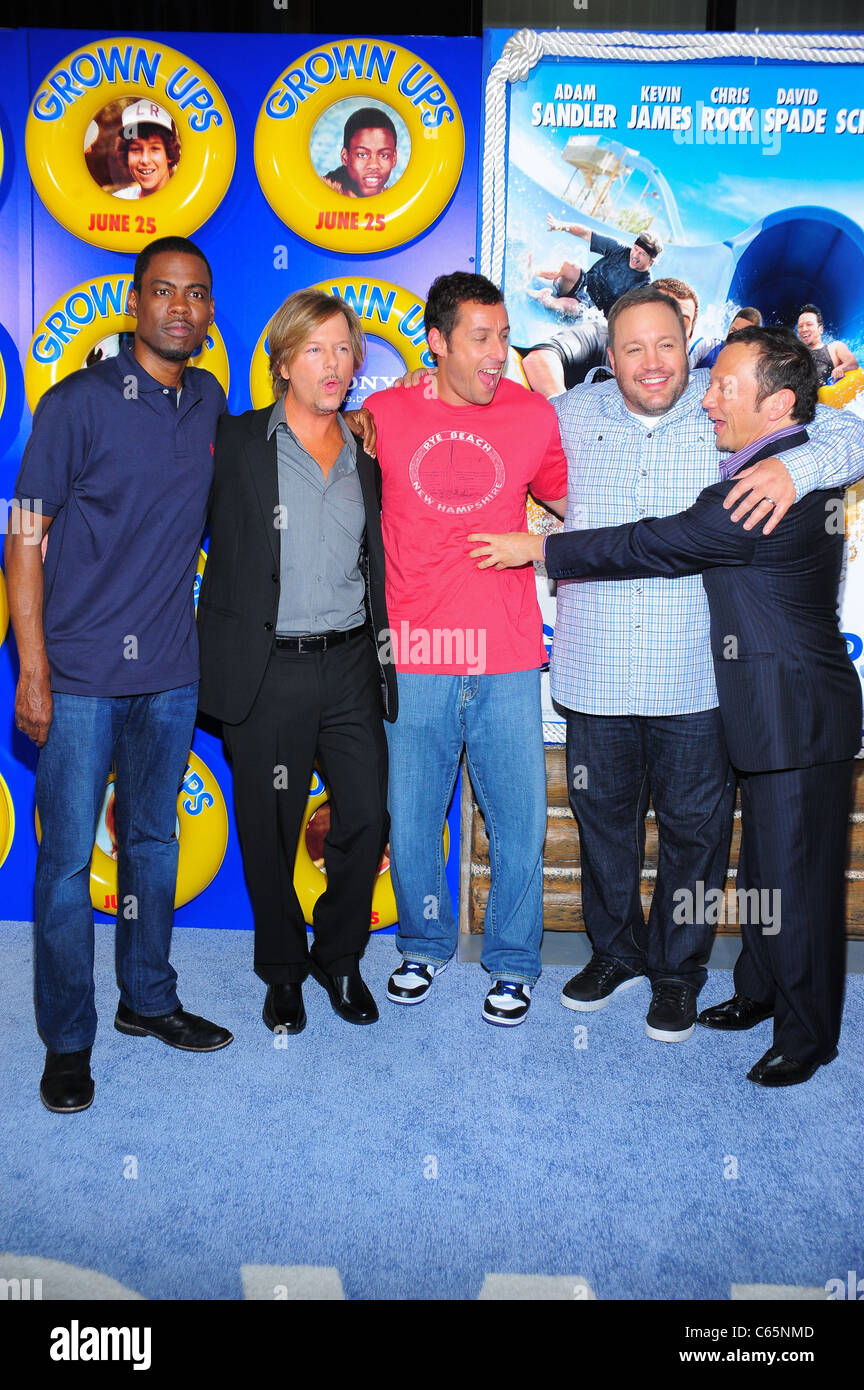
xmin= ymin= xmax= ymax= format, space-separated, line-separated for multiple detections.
xmin=274 ymin=626 xmax=366 ymax=653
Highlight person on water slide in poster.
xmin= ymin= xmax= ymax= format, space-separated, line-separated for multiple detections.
xmin=528 ymin=218 xmax=662 ymax=317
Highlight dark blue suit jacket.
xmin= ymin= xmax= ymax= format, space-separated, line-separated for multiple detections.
xmin=545 ymin=431 xmax=862 ymax=773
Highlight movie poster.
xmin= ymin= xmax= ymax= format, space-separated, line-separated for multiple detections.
xmin=494 ymin=45 xmax=864 ymax=732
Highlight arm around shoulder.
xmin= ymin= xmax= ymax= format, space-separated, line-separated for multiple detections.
xmin=545 ymin=484 xmax=756 ymax=582
xmin=783 ymin=403 xmax=864 ymax=496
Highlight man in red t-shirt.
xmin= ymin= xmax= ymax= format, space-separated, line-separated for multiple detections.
xmin=365 ymin=272 xmax=566 ymax=1024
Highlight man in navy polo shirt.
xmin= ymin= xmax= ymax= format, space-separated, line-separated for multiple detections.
xmin=6 ymin=236 xmax=233 ymax=1114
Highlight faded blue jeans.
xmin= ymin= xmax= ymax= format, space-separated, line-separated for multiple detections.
xmin=34 ymin=684 xmax=198 ymax=1051
xmin=385 ymin=670 xmax=547 ymax=984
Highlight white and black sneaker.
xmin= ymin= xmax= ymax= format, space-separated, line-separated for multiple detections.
xmin=482 ymin=980 xmax=532 ymax=1027
xmin=645 ymin=980 xmax=697 ymax=1042
xmin=387 ymin=958 xmax=448 ymax=1004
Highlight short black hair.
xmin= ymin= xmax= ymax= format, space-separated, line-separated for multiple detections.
xmin=798 ymin=302 xmax=823 ymax=327
xmin=606 ymin=284 xmax=687 ymax=349
xmin=725 ymin=325 xmax=819 ymax=423
xmin=132 ymin=236 xmax=213 ymax=295
xmin=424 ymin=272 xmax=504 ymax=347
xmin=343 ymin=106 xmax=397 ymax=148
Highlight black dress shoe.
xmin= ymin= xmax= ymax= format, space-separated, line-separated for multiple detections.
xmin=40 ymin=1048 xmax=95 ymax=1113
xmin=697 ymin=992 xmax=774 ymax=1031
xmin=309 ymin=963 xmax=379 ymax=1025
xmin=747 ymin=1045 xmax=838 ymax=1088
xmin=114 ymin=1001 xmax=233 ymax=1051
xmin=262 ymin=983 xmax=306 ymax=1034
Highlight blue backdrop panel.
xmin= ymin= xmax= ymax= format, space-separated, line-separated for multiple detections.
xmin=0 ymin=29 xmax=481 ymax=930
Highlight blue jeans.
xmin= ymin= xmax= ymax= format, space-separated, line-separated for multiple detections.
xmin=564 ymin=708 xmax=734 ymax=989
xmin=385 ymin=670 xmax=547 ymax=984
xmin=34 ymin=684 xmax=198 ymax=1051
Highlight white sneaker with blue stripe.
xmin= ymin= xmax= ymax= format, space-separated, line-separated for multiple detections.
xmin=387 ymin=958 xmax=448 ymax=1004
xmin=482 ymin=980 xmax=532 ymax=1026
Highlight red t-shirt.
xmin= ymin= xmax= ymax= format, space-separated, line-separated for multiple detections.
xmin=366 ymin=378 xmax=567 ymax=675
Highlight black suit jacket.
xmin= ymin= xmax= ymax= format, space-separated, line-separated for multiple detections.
xmin=545 ymin=432 xmax=861 ymax=773
xmin=197 ymin=406 xmax=397 ymax=726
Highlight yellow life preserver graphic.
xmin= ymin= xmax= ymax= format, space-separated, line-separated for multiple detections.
xmin=26 ymin=37 xmax=235 ymax=253
xmin=250 ymin=276 xmax=433 ymax=407
xmin=504 ymin=344 xmax=529 ymax=389
xmin=92 ymin=751 xmax=227 ymax=911
xmin=294 ymin=768 xmax=449 ymax=930
xmin=0 ymin=569 xmax=8 ymax=650
xmin=0 ymin=771 xmax=15 ymax=871
xmin=0 ymin=337 xmax=6 ymax=420
xmin=25 ymin=274 xmax=229 ymax=413
xmin=819 ymin=368 xmax=864 ymax=410
xmin=34 ymin=750 xmax=228 ymax=911
xmin=194 ymin=546 xmax=207 ymax=612
xmin=255 ymin=38 xmax=463 ymax=254
xmin=844 ymin=490 xmax=864 ymax=563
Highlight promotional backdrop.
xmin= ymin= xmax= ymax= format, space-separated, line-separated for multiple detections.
xmin=0 ymin=29 xmax=482 ymax=929
xmin=2 ymin=28 xmax=863 ymax=932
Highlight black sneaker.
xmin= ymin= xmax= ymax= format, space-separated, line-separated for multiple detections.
xmin=645 ymin=980 xmax=697 ymax=1042
xmin=560 ymin=956 xmax=646 ymax=1012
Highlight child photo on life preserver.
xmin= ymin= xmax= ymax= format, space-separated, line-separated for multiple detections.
xmin=255 ymin=40 xmax=462 ymax=254
xmin=315 ymin=101 xmax=408 ymax=200
xmin=84 ymin=332 xmax=131 ymax=366
xmin=84 ymin=97 xmax=181 ymax=200
xmin=28 ymin=37 xmax=235 ymax=252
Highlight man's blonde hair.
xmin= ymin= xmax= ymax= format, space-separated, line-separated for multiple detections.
xmin=268 ymin=289 xmax=366 ymax=399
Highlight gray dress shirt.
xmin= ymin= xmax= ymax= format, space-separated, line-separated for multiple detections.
xmin=267 ymin=400 xmax=367 ymax=635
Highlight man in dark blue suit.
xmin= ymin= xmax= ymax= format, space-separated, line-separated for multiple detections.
xmin=470 ymin=326 xmax=862 ymax=1086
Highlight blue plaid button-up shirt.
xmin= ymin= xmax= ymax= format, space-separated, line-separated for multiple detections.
xmin=551 ymin=370 xmax=864 ymax=716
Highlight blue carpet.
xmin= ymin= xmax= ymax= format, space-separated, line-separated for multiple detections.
xmin=1 ymin=922 xmax=862 ymax=1301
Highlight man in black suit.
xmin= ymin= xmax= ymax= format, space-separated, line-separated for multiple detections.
xmin=197 ymin=290 xmax=397 ymax=1032
xmin=470 ymin=326 xmax=862 ymax=1085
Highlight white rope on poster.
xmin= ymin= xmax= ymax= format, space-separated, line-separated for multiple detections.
xmin=480 ymin=27 xmax=864 ymax=284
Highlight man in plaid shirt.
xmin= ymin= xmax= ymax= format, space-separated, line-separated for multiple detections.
xmin=544 ymin=285 xmax=864 ymax=1041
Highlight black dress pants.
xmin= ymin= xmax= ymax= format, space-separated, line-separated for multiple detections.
xmin=222 ymin=633 xmax=388 ymax=983
xmin=564 ymin=706 xmax=733 ymax=988
xmin=733 ymin=758 xmax=853 ymax=1065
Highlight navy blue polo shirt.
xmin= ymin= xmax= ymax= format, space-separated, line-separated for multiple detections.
xmin=14 ymin=343 xmax=225 ymax=696
xmin=585 ymin=232 xmax=651 ymax=317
